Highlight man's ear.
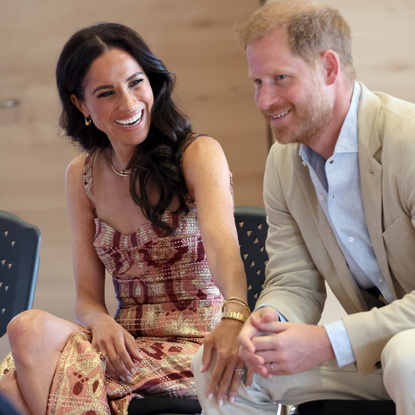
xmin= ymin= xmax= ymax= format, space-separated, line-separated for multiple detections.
xmin=70 ymin=94 xmax=88 ymax=117
xmin=320 ymin=50 xmax=340 ymax=86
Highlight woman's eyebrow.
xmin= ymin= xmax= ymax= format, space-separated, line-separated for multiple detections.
xmin=126 ymin=71 xmax=143 ymax=82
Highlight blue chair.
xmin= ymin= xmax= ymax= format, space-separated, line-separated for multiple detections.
xmin=0 ymin=210 xmax=41 ymax=337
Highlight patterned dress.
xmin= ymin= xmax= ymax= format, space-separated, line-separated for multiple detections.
xmin=0 ymin=150 xmax=226 ymax=415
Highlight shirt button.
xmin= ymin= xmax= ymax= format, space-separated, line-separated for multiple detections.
xmin=318 ymin=195 xmax=324 ymax=201
xmin=348 ymin=237 xmax=354 ymax=242
xmin=378 ymin=277 xmax=384 ymax=282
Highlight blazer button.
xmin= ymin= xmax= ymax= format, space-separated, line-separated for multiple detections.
xmin=375 ymin=361 xmax=382 ymax=369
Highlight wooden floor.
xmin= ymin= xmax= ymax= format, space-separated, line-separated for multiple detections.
xmin=1 ymin=0 xmax=415 ymax=359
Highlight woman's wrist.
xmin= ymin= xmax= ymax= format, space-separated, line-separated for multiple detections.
xmin=85 ymin=313 xmax=113 ymax=331
xmin=221 ymin=309 xmax=249 ymax=324
xmin=222 ymin=297 xmax=251 ymax=315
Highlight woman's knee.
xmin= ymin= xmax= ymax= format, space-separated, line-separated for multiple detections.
xmin=8 ymin=310 xmax=81 ymax=363
xmin=7 ymin=310 xmax=50 ymax=343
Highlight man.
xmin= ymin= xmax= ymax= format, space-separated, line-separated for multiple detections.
xmin=192 ymin=1 xmax=415 ymax=414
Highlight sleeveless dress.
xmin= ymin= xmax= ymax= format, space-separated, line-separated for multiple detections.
xmin=0 ymin=148 xmax=228 ymax=415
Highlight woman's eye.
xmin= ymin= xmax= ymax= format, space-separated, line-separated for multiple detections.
xmin=97 ymin=91 xmax=113 ymax=98
xmin=130 ymin=79 xmax=143 ymax=87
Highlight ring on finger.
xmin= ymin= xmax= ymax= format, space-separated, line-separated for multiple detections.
xmin=234 ymin=368 xmax=245 ymax=376
xmin=98 ymin=351 xmax=107 ymax=361
xmin=270 ymin=363 xmax=275 ymax=373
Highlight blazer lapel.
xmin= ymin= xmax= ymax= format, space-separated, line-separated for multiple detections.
xmin=357 ymin=84 xmax=397 ymax=299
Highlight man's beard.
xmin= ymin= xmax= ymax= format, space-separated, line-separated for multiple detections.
xmin=266 ymin=81 xmax=334 ymax=147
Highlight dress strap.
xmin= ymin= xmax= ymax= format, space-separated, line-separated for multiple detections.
xmin=183 ymin=134 xmax=207 ymax=152
xmin=83 ymin=151 xmax=97 ymax=213
xmin=180 ymin=134 xmax=208 ymax=169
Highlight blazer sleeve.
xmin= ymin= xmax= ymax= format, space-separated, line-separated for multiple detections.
xmin=256 ymin=144 xmax=326 ymax=324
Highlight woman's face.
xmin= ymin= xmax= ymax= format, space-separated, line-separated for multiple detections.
xmin=71 ymin=48 xmax=154 ymax=156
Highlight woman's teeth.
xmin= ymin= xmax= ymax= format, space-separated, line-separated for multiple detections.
xmin=115 ymin=110 xmax=143 ymax=126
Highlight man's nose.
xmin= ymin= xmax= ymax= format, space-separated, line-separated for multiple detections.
xmin=256 ymin=85 xmax=277 ymax=111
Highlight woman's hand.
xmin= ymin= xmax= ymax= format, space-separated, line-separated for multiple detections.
xmin=200 ymin=318 xmax=253 ymax=406
xmin=89 ymin=314 xmax=141 ymax=382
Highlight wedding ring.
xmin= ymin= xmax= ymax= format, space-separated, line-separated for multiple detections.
xmin=270 ymin=363 xmax=275 ymax=373
xmin=234 ymin=368 xmax=245 ymax=376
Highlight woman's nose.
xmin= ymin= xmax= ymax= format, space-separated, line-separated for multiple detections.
xmin=119 ymin=91 xmax=137 ymax=111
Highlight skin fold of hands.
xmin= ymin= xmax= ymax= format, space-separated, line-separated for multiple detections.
xmin=238 ymin=308 xmax=334 ymax=379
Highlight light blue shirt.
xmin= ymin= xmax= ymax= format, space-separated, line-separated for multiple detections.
xmin=299 ymin=82 xmax=394 ymax=366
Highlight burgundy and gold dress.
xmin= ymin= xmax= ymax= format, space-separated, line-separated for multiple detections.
xmin=0 ymin=150 xmax=225 ymax=415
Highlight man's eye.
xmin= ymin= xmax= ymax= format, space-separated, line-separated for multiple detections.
xmin=277 ymin=75 xmax=286 ymax=80
xmin=254 ymin=79 xmax=262 ymax=85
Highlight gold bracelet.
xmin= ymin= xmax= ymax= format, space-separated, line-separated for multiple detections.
xmin=222 ymin=297 xmax=251 ymax=315
xmin=221 ymin=310 xmax=249 ymax=323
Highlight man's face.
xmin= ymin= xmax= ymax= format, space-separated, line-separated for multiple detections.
xmin=246 ymin=29 xmax=334 ymax=147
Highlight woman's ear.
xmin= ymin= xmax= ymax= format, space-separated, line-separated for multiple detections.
xmin=320 ymin=50 xmax=340 ymax=86
xmin=70 ymin=94 xmax=88 ymax=117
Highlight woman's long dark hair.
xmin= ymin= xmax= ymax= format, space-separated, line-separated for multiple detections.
xmin=56 ymin=23 xmax=194 ymax=232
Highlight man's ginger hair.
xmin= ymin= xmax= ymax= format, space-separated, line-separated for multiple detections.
xmin=238 ymin=0 xmax=355 ymax=83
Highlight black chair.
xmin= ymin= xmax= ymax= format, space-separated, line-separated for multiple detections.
xmin=0 ymin=210 xmax=41 ymax=337
xmin=0 ymin=392 xmax=22 ymax=415
xmin=291 ymin=400 xmax=395 ymax=415
xmin=235 ymin=206 xmax=283 ymax=415
xmin=128 ymin=397 xmax=202 ymax=415
xmin=234 ymin=205 xmax=269 ymax=313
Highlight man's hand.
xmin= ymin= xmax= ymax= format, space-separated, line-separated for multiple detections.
xmin=238 ymin=307 xmax=279 ymax=374
xmin=239 ymin=310 xmax=335 ymax=378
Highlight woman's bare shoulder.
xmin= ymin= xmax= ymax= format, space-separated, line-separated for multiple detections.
xmin=182 ymin=135 xmax=224 ymax=163
xmin=66 ymin=153 xmax=88 ymax=178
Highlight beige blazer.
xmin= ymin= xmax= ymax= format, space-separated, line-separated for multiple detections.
xmin=258 ymin=82 xmax=415 ymax=376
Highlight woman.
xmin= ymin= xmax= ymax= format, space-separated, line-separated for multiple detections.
xmin=0 ymin=23 xmax=251 ymax=415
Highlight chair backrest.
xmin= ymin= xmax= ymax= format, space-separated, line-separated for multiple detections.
xmin=0 ymin=210 xmax=41 ymax=337
xmin=234 ymin=206 xmax=268 ymax=312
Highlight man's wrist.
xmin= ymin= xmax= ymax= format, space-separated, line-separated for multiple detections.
xmin=318 ymin=325 xmax=336 ymax=361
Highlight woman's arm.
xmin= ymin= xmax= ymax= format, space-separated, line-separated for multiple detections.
xmin=65 ymin=155 xmax=140 ymax=382
xmin=182 ymin=136 xmax=252 ymax=405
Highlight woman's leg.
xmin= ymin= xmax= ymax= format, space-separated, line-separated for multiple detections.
xmin=4 ymin=309 xmax=82 ymax=415
xmin=0 ymin=370 xmax=32 ymax=415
